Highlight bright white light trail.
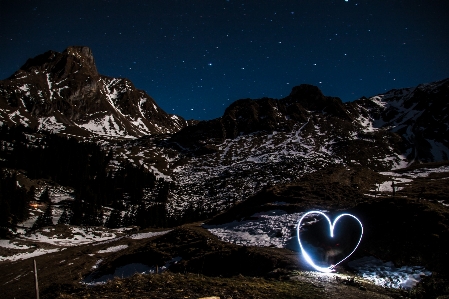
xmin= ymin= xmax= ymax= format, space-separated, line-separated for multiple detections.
xmin=297 ymin=211 xmax=363 ymax=273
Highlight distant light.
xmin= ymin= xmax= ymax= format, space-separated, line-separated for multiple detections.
xmin=297 ymin=211 xmax=363 ymax=273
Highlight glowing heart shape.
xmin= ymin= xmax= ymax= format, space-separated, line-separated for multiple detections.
xmin=297 ymin=211 xmax=363 ymax=272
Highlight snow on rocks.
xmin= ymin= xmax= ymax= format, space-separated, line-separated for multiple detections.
xmin=38 ymin=116 xmax=66 ymax=134
xmin=0 ymin=239 xmax=32 ymax=250
xmin=129 ymin=230 xmax=171 ymax=240
xmin=371 ymin=164 xmax=449 ymax=194
xmin=21 ymin=226 xmax=123 ymax=247
xmin=348 ymin=256 xmax=432 ymax=290
xmin=0 ymin=248 xmax=62 ymax=262
xmin=49 ymin=186 xmax=75 ymax=204
xmin=97 ymin=245 xmax=128 ymax=254
xmin=204 ymin=210 xmax=304 ymax=250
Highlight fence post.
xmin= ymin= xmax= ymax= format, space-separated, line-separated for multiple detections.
xmin=33 ymin=259 xmax=39 ymax=299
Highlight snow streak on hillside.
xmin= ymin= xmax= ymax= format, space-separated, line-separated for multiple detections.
xmin=160 ymin=117 xmax=405 ymax=217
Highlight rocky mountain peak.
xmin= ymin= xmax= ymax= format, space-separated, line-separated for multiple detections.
xmin=12 ymin=46 xmax=99 ymax=81
xmin=289 ymin=84 xmax=324 ymax=99
xmin=0 ymin=46 xmax=187 ymax=136
xmin=65 ymin=46 xmax=95 ymax=63
xmin=285 ymin=84 xmax=353 ymax=120
xmin=63 ymin=46 xmax=98 ymax=75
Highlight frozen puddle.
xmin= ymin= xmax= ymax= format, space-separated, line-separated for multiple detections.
xmin=82 ymin=257 xmax=182 ymax=286
xmin=348 ymin=256 xmax=432 ymax=290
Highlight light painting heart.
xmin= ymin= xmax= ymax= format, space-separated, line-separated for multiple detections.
xmin=297 ymin=211 xmax=363 ymax=273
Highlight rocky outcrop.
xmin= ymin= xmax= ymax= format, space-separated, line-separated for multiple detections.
xmin=355 ymin=78 xmax=449 ymax=162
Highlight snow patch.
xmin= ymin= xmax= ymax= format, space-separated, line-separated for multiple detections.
xmin=129 ymin=230 xmax=171 ymax=240
xmin=0 ymin=240 xmax=31 ymax=250
xmin=38 ymin=116 xmax=66 ymax=133
xmin=97 ymin=245 xmax=128 ymax=253
xmin=205 ymin=210 xmax=306 ymax=250
xmin=0 ymin=248 xmax=61 ymax=262
xmin=348 ymin=256 xmax=431 ymax=290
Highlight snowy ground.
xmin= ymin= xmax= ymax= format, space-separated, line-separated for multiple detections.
xmin=204 ymin=210 xmax=304 ymax=250
xmin=0 ymin=248 xmax=62 ymax=262
xmin=373 ymin=165 xmax=449 ymax=193
xmin=129 ymin=230 xmax=171 ymax=240
xmin=205 ymin=209 xmax=432 ymax=290
xmin=0 ymin=227 xmax=171 ymax=262
xmin=0 ymin=239 xmax=31 ymax=250
xmin=96 ymin=245 xmax=129 ymax=254
xmin=348 ymin=256 xmax=432 ymax=290
xmin=20 ymin=226 xmax=126 ymax=247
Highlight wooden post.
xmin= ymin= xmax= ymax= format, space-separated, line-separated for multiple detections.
xmin=33 ymin=259 xmax=39 ymax=299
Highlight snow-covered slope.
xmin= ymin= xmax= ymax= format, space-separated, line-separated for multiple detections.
xmin=353 ymin=78 xmax=449 ymax=163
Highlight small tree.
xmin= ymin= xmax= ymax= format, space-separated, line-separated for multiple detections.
xmin=82 ymin=203 xmax=104 ymax=226
xmin=39 ymin=188 xmax=51 ymax=204
xmin=106 ymin=209 xmax=123 ymax=228
xmin=58 ymin=207 xmax=71 ymax=224
xmin=31 ymin=203 xmax=53 ymax=230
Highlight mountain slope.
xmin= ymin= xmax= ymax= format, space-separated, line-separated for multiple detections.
xmin=0 ymin=46 xmax=186 ymax=137
xmin=0 ymin=46 xmax=447 ymax=220
xmin=353 ymin=78 xmax=449 ymax=162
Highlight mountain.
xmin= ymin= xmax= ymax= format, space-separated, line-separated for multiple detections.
xmin=0 ymin=46 xmax=187 ymax=137
xmin=170 ymin=79 xmax=449 ymax=167
xmin=354 ymin=78 xmax=449 ymax=162
xmin=0 ymin=47 xmax=448 ymax=219
xmin=1 ymin=48 xmax=449 ymax=298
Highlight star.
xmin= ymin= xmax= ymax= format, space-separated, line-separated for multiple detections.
xmin=1 ymin=0 xmax=448 ymax=121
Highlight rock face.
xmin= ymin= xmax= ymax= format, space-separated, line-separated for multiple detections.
xmin=354 ymin=78 xmax=449 ymax=163
xmin=171 ymin=79 xmax=449 ymax=164
xmin=0 ymin=46 xmax=187 ymax=137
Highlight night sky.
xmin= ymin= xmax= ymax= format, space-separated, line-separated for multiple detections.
xmin=1 ymin=1 xmax=448 ymax=120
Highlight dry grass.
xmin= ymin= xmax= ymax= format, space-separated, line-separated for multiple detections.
xmin=45 ymin=271 xmax=325 ymax=299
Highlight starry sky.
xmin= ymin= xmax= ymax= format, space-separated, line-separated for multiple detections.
xmin=1 ymin=0 xmax=449 ymax=120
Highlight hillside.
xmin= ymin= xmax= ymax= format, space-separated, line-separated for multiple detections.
xmin=0 ymin=47 xmax=448 ymax=298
